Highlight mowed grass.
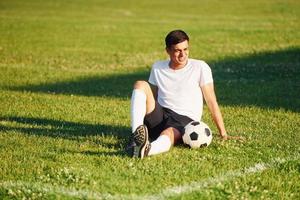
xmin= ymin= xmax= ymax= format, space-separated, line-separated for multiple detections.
xmin=0 ymin=0 xmax=300 ymax=199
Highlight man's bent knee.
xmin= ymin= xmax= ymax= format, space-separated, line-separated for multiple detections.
xmin=161 ymin=127 xmax=181 ymax=145
xmin=133 ymin=80 xmax=150 ymax=90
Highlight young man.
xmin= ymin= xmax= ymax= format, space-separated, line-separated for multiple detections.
xmin=129 ymin=30 xmax=234 ymax=158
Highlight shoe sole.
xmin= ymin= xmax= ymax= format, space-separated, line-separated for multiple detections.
xmin=133 ymin=125 xmax=148 ymax=159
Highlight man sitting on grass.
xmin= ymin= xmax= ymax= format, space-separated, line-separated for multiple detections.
xmin=128 ymin=30 xmax=239 ymax=158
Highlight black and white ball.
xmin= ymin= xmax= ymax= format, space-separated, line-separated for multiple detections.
xmin=183 ymin=121 xmax=213 ymax=148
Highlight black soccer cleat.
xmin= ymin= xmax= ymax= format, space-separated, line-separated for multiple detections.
xmin=132 ymin=125 xmax=150 ymax=159
xmin=125 ymin=133 xmax=136 ymax=156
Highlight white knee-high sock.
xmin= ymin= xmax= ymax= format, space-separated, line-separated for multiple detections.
xmin=148 ymin=135 xmax=172 ymax=156
xmin=130 ymin=89 xmax=146 ymax=133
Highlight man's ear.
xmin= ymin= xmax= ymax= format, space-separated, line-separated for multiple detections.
xmin=165 ymin=47 xmax=170 ymax=55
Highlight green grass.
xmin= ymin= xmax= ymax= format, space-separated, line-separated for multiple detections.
xmin=0 ymin=0 xmax=300 ymax=199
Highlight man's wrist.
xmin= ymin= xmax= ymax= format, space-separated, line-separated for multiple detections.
xmin=220 ymin=132 xmax=227 ymax=138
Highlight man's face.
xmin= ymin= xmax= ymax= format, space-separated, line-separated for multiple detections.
xmin=166 ymin=40 xmax=189 ymax=68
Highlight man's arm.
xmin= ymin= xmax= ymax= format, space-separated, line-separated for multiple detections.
xmin=201 ymin=83 xmax=228 ymax=139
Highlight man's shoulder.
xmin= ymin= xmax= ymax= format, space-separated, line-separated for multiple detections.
xmin=189 ymin=58 xmax=207 ymax=66
xmin=189 ymin=59 xmax=211 ymax=70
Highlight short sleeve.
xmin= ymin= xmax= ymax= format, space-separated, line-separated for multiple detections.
xmin=200 ymin=61 xmax=213 ymax=86
xmin=148 ymin=65 xmax=157 ymax=86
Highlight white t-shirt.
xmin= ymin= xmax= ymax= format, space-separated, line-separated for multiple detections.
xmin=148 ymin=58 xmax=213 ymax=121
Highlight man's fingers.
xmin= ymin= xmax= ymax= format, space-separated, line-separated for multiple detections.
xmin=220 ymin=135 xmax=245 ymax=141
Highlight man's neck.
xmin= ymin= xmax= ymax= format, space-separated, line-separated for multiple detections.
xmin=169 ymin=60 xmax=188 ymax=70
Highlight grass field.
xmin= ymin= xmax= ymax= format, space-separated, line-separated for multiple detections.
xmin=0 ymin=0 xmax=300 ymax=199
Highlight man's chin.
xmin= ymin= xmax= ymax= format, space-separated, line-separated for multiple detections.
xmin=178 ymin=59 xmax=188 ymax=65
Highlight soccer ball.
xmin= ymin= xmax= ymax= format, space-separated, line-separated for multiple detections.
xmin=183 ymin=121 xmax=213 ymax=148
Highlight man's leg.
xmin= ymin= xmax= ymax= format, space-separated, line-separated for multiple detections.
xmin=130 ymin=80 xmax=156 ymax=132
xmin=129 ymin=81 xmax=155 ymax=158
xmin=147 ymin=108 xmax=193 ymax=156
xmin=147 ymin=127 xmax=181 ymax=156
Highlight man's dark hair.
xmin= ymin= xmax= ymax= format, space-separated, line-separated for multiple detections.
xmin=165 ymin=30 xmax=189 ymax=49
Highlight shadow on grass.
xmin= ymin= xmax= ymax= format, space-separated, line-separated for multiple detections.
xmin=0 ymin=116 xmax=130 ymax=157
xmin=211 ymin=47 xmax=300 ymax=112
xmin=8 ymin=48 xmax=300 ymax=112
xmin=9 ymin=70 xmax=149 ymax=99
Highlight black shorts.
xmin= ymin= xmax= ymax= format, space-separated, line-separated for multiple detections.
xmin=143 ymin=102 xmax=193 ymax=141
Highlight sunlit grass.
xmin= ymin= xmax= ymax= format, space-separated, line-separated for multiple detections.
xmin=0 ymin=0 xmax=299 ymax=199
